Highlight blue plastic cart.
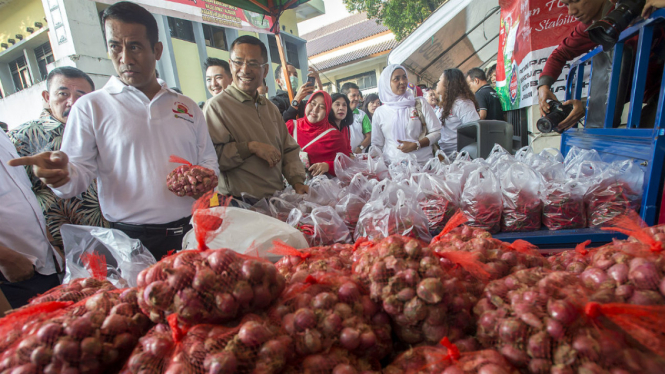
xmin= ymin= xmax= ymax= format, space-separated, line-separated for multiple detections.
xmin=494 ymin=9 xmax=665 ymax=248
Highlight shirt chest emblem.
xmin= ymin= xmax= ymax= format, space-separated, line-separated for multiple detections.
xmin=173 ymin=101 xmax=194 ymax=123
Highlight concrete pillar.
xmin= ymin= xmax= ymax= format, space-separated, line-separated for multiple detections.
xmin=296 ymin=37 xmax=308 ymax=85
xmin=193 ymin=22 xmax=211 ymax=100
xmin=225 ymin=28 xmax=239 ymax=51
xmin=258 ymin=33 xmax=277 ymax=97
xmin=0 ymin=63 xmax=15 ymax=96
xmin=24 ymin=48 xmax=43 ymax=83
xmin=154 ymin=14 xmax=180 ymax=90
xmin=41 ymin=0 xmax=115 ymax=84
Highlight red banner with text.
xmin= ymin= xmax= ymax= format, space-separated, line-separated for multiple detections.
xmin=94 ymin=0 xmax=275 ymax=34
xmin=496 ymin=0 xmax=580 ymax=110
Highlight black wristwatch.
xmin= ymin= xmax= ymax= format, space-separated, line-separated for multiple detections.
xmin=291 ymin=99 xmax=299 ymax=107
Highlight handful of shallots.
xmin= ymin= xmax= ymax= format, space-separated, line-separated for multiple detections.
xmin=166 ymin=155 xmax=218 ymax=197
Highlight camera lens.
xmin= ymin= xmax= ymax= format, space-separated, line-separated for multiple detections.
xmin=587 ymin=21 xmax=621 ymax=50
xmin=537 ymin=117 xmax=554 ymax=133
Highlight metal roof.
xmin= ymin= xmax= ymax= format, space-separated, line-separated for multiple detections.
xmin=303 ymin=13 xmax=391 ymax=57
xmin=311 ymin=39 xmax=398 ymax=71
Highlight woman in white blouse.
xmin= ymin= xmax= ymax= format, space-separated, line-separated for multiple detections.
xmin=436 ymin=68 xmax=480 ymax=155
xmin=371 ymin=65 xmax=442 ymax=164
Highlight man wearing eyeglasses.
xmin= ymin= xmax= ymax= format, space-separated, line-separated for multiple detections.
xmin=204 ymin=35 xmax=308 ymax=201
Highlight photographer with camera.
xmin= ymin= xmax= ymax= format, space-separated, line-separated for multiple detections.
xmin=538 ymin=0 xmax=663 ymax=132
xmin=538 ymin=0 xmax=613 ymax=132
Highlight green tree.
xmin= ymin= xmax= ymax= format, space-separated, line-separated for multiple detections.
xmin=343 ymin=0 xmax=446 ymax=41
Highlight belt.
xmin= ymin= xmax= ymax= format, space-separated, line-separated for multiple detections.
xmin=109 ymin=216 xmax=191 ymax=237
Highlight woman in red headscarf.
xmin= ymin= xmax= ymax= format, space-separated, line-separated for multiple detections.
xmin=286 ymin=91 xmax=351 ymax=177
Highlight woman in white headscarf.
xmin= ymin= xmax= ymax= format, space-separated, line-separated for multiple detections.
xmin=371 ymin=64 xmax=442 ymax=164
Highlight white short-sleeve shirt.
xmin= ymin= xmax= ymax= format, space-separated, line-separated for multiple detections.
xmin=52 ymin=77 xmax=220 ymax=225
xmin=0 ymin=132 xmax=60 ymax=275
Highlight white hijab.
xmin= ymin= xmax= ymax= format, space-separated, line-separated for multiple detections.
xmin=378 ymin=64 xmax=417 ymax=142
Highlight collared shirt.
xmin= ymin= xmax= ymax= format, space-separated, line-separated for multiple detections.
xmin=51 ymin=76 xmax=220 ymax=225
xmin=8 ymin=110 xmax=108 ymax=248
xmin=0 ymin=131 xmax=61 ymax=275
xmin=349 ymin=108 xmax=372 ymax=150
xmin=205 ymin=83 xmax=306 ymax=199
xmin=371 ymin=97 xmax=442 ymax=164
xmin=475 ymin=84 xmax=504 ymax=121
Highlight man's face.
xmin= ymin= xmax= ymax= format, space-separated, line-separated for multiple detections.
xmin=279 ymin=64 xmax=298 ymax=89
xmin=206 ymin=66 xmax=232 ymax=96
xmin=105 ymin=19 xmax=163 ymax=90
xmin=347 ymin=88 xmax=362 ymax=110
xmin=562 ymin=0 xmax=606 ymax=24
xmin=230 ymin=43 xmax=268 ymax=96
xmin=43 ymin=75 xmax=93 ymax=124
xmin=466 ymin=76 xmax=482 ymax=93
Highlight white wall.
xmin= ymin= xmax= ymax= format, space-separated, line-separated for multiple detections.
xmin=1 ymin=81 xmax=47 ymax=130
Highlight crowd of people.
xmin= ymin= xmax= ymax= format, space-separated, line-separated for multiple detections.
xmin=1 ymin=0 xmax=663 ymax=309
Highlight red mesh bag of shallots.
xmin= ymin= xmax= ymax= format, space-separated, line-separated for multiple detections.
xmin=28 ymin=252 xmax=116 ymax=305
xmin=0 ymin=301 xmax=75 ymax=354
xmin=122 ymin=322 xmax=174 ymax=374
xmin=351 ymin=234 xmax=488 ymax=345
xmin=383 ymin=338 xmax=519 ymax=374
xmin=269 ymin=272 xmax=392 ymax=361
xmin=271 ymin=241 xmax=354 ymax=283
xmin=282 ymin=346 xmax=380 ymax=374
xmin=474 ymin=267 xmax=665 ymax=373
xmin=136 ymin=248 xmax=285 ymax=325
xmin=431 ymin=212 xmax=545 ymax=280
xmin=151 ymin=314 xmax=295 ymax=374
xmin=0 ymin=288 xmax=152 ymax=374
xmin=166 ymin=155 xmax=218 ymax=197
xmin=137 ymin=192 xmax=285 ymax=325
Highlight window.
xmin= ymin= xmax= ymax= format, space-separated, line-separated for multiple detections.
xmin=267 ymin=35 xmax=280 ymax=64
xmin=267 ymin=35 xmax=300 ymax=68
xmin=167 ymin=17 xmax=195 ymax=42
xmin=285 ymin=41 xmax=299 ymax=69
xmin=322 ymin=82 xmax=334 ymax=94
xmin=337 ymin=71 xmax=377 ymax=91
xmin=202 ymin=24 xmax=227 ymax=50
xmin=35 ymin=42 xmax=55 ymax=80
xmin=10 ymin=56 xmax=32 ymax=92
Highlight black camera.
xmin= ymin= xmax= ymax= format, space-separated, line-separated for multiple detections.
xmin=537 ymin=100 xmax=574 ymax=133
xmin=587 ymin=0 xmax=646 ymax=50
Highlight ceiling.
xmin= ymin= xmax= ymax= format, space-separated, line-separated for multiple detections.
xmin=388 ymin=0 xmax=500 ymax=85
xmin=0 ymin=0 xmax=17 ymax=12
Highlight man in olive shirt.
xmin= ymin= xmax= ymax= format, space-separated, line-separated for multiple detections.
xmin=204 ymin=36 xmax=308 ymax=199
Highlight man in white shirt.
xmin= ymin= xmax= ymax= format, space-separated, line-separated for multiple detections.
xmin=340 ymin=82 xmax=372 ymax=154
xmin=9 ymin=1 xmax=219 ymax=260
xmin=0 ymin=131 xmax=62 ymax=308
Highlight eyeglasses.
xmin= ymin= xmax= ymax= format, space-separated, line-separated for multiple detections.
xmin=230 ymin=59 xmax=267 ymax=69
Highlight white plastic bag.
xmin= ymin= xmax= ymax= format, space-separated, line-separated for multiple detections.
xmin=61 ymin=224 xmax=156 ymax=288
xmin=183 ymin=207 xmax=309 ymax=262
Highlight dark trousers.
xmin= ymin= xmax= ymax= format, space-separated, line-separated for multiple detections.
xmin=109 ymin=216 xmax=192 ymax=261
xmin=0 ymin=272 xmax=62 ymax=309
